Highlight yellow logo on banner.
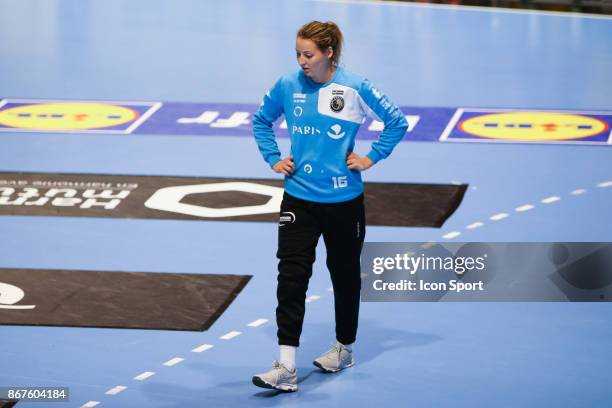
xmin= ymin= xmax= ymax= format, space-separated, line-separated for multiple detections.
xmin=459 ymin=112 xmax=608 ymax=141
xmin=0 ymin=103 xmax=139 ymax=130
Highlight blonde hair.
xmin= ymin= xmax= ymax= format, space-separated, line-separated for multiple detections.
xmin=297 ymin=21 xmax=344 ymax=66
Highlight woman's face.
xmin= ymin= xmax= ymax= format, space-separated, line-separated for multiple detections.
xmin=296 ymin=37 xmax=332 ymax=81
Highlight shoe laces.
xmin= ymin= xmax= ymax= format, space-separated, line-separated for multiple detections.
xmin=328 ymin=342 xmax=343 ymax=357
xmin=270 ymin=360 xmax=284 ymax=381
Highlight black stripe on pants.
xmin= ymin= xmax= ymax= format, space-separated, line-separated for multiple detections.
xmin=276 ymin=192 xmax=365 ymax=347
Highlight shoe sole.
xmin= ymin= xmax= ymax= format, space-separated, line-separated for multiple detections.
xmin=313 ymin=360 xmax=354 ymax=373
xmin=252 ymin=376 xmax=298 ymax=392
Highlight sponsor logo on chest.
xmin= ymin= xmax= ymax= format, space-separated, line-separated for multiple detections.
xmin=293 ymin=93 xmax=307 ymax=104
xmin=292 ymin=125 xmax=321 ymax=135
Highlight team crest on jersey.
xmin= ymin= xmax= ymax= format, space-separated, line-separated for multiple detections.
xmin=330 ymin=96 xmax=345 ymax=113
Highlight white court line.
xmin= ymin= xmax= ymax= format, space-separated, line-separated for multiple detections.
xmin=192 ymin=344 xmax=214 ymax=353
xmin=0 ymin=127 xmax=133 ymax=135
xmin=4 ymin=98 xmax=161 ymax=105
xmin=439 ymin=109 xmax=463 ymax=141
xmin=248 ymin=318 xmax=268 ymax=327
xmin=126 ymin=102 xmax=163 ymax=134
xmin=105 ymin=386 xmax=127 ymax=396
xmin=81 ymin=402 xmax=100 ymax=408
xmin=466 ymin=222 xmax=484 ymax=230
xmin=421 ymin=241 xmax=437 ymax=249
xmin=220 ymin=331 xmax=242 ymax=340
xmin=306 ymin=295 xmax=321 ymax=303
xmin=442 ymin=135 xmax=608 ymax=146
xmin=541 ymin=196 xmax=561 ymax=204
xmin=163 ymin=357 xmax=184 ymax=367
xmin=133 ymin=371 xmax=156 ymax=381
xmin=444 ymin=181 xmax=601 ymax=240
xmin=515 ymin=204 xmax=534 ymax=212
xmin=490 ymin=213 xmax=509 ymax=221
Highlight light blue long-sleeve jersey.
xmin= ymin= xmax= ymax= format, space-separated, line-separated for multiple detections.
xmin=253 ymin=67 xmax=408 ymax=203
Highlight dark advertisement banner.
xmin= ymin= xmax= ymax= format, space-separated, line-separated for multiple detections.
xmin=0 ymin=172 xmax=466 ymax=227
xmin=361 ymin=242 xmax=612 ymax=302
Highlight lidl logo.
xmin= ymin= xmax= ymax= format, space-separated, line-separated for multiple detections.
xmin=442 ymin=109 xmax=612 ymax=144
xmin=0 ymin=100 xmax=160 ymax=133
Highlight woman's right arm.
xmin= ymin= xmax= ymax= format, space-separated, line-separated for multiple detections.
xmin=253 ymin=78 xmax=285 ymax=169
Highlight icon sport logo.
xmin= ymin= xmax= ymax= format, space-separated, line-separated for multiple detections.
xmin=442 ymin=109 xmax=612 ymax=144
xmin=0 ymin=99 xmax=161 ymax=134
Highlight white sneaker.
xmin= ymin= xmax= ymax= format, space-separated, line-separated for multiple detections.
xmin=252 ymin=361 xmax=298 ymax=392
xmin=313 ymin=342 xmax=354 ymax=373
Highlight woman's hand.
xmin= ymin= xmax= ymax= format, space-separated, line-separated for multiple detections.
xmin=273 ymin=155 xmax=296 ymax=175
xmin=347 ymin=152 xmax=373 ymax=171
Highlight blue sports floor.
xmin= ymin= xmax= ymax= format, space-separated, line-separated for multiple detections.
xmin=1 ymin=1 xmax=611 ymax=407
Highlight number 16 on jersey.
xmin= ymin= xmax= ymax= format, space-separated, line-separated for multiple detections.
xmin=332 ymin=176 xmax=348 ymax=189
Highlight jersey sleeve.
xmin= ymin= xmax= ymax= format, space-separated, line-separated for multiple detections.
xmin=357 ymin=79 xmax=408 ymax=164
xmin=252 ymin=78 xmax=285 ymax=168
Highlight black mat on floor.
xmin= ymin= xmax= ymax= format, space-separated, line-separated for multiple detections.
xmin=0 ymin=172 xmax=467 ymax=227
xmin=364 ymin=181 xmax=466 ymax=227
xmin=0 ymin=269 xmax=250 ymax=331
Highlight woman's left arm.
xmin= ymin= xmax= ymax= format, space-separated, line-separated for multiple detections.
xmin=356 ymin=79 xmax=408 ymax=166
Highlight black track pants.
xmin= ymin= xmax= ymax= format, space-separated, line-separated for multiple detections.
xmin=276 ymin=192 xmax=365 ymax=347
